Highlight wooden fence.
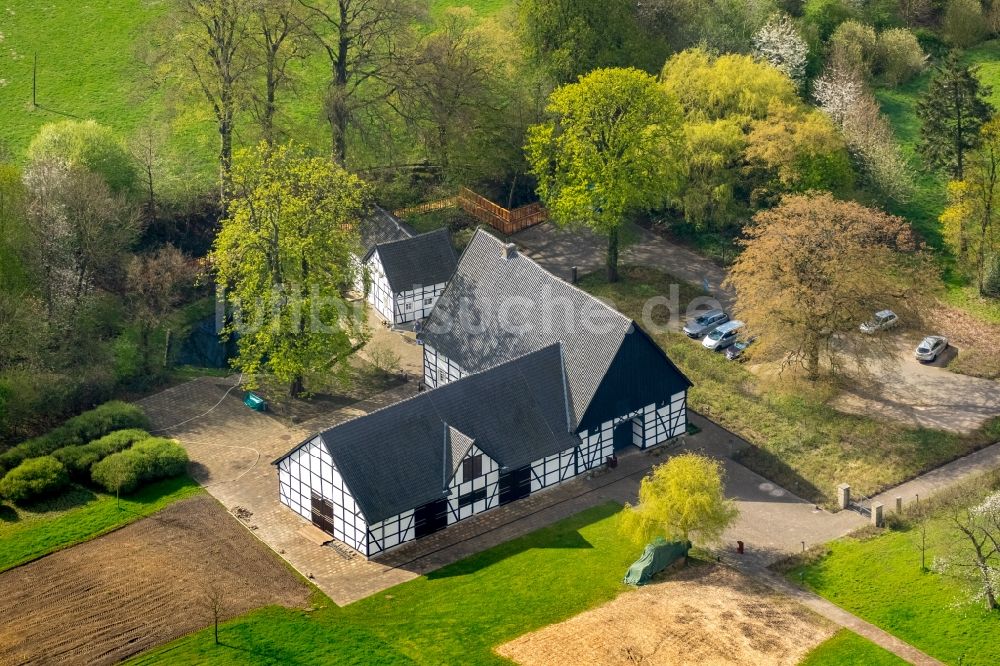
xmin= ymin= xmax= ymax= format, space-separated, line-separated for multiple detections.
xmin=456 ymin=187 xmax=548 ymax=235
xmin=393 ymin=188 xmax=548 ymax=236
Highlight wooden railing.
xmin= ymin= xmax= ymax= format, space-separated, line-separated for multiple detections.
xmin=457 ymin=187 xmax=548 ymax=234
xmin=393 ymin=188 xmax=548 ymax=235
xmin=392 ymin=196 xmax=459 ymax=218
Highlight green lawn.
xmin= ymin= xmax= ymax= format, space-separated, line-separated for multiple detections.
xmin=800 ymin=630 xmax=907 ymax=666
xmin=580 ymin=267 xmax=1000 ymax=506
xmin=0 ymin=0 xmax=513 ymax=188
xmin=0 ymin=475 xmax=201 ymax=572
xmin=132 ymin=502 xmax=635 ymax=665
xmin=877 ymin=40 xmax=1000 ymax=325
xmin=790 ymin=509 xmax=1000 ymax=664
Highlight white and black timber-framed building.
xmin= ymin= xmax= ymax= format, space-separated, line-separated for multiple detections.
xmin=276 ymin=228 xmax=692 ymax=558
xmin=355 ymin=207 xmax=458 ymax=326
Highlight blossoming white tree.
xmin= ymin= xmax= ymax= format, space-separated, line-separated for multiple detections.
xmin=753 ymin=14 xmax=808 ymax=87
xmin=935 ymin=491 xmax=1000 ymax=611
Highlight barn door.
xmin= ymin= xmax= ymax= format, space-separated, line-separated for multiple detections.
xmin=613 ymin=420 xmax=635 ymax=451
xmin=413 ymin=498 xmax=449 ymax=538
xmin=498 ymin=466 xmax=531 ymax=505
xmin=310 ymin=491 xmax=335 ymax=535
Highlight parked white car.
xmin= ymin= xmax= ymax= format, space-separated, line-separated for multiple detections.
xmin=703 ymin=320 xmax=744 ymax=350
xmin=860 ymin=310 xmax=899 ymax=334
xmin=915 ymin=335 xmax=948 ymax=362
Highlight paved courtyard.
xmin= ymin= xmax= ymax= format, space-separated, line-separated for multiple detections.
xmin=139 ymin=366 xmax=864 ymax=605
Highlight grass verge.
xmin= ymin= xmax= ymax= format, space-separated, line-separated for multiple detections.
xmin=788 ymin=474 xmax=1000 ymax=665
xmin=131 ymin=502 xmax=635 ymax=665
xmin=799 ymin=629 xmax=908 ymax=666
xmin=580 ymin=267 xmax=1000 ymax=505
xmin=0 ymin=475 xmax=201 ymax=572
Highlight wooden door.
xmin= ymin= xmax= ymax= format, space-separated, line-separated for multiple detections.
xmin=310 ymin=491 xmax=334 ymax=535
xmin=413 ymin=498 xmax=449 ymax=538
xmin=498 ymin=466 xmax=531 ymax=505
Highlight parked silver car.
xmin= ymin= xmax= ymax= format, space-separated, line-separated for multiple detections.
xmin=703 ymin=320 xmax=744 ymax=350
xmin=683 ymin=309 xmax=729 ymax=339
xmin=860 ymin=310 xmax=899 ymax=334
xmin=915 ymin=335 xmax=948 ymax=362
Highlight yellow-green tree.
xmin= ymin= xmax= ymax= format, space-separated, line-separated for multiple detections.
xmin=940 ymin=117 xmax=1000 ymax=296
xmin=619 ymin=453 xmax=737 ymax=546
xmin=211 ymin=142 xmax=370 ymax=396
xmin=525 ymin=67 xmax=683 ymax=282
xmin=660 ymin=49 xmax=852 ymax=229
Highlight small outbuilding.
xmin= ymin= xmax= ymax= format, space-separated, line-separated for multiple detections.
xmin=355 ymin=207 xmax=457 ymax=326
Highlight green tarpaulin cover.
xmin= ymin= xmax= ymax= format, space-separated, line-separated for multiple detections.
xmin=623 ymin=538 xmax=690 ymax=586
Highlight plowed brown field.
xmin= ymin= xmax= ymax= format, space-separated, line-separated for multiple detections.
xmin=496 ymin=564 xmax=835 ymax=666
xmin=0 ymin=495 xmax=309 ymax=665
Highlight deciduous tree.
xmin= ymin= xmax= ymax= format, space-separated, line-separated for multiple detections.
xmin=814 ymin=60 xmax=912 ymax=200
xmin=726 ymin=193 xmax=933 ymax=381
xmin=619 ymin=453 xmax=738 ymax=546
xmin=161 ymin=0 xmax=257 ymax=198
xmin=917 ymin=52 xmax=994 ymax=180
xmin=940 ymin=117 xmax=1000 ymax=293
xmin=23 ymin=162 xmax=142 ymax=324
xmin=211 ymin=142 xmax=370 ymax=396
xmin=26 ymin=120 xmax=138 ymax=195
xmin=297 ymin=0 xmax=422 ymax=164
xmin=752 ymin=13 xmax=808 ymax=87
xmin=127 ymin=246 xmax=196 ymax=375
xmin=935 ymin=490 xmax=1000 ymax=611
xmin=251 ymin=0 xmax=311 ymax=145
xmin=525 ymin=68 xmax=684 ymax=282
xmin=518 ymin=0 xmax=649 ymax=84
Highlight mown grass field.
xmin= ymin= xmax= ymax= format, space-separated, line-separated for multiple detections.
xmin=131 ymin=502 xmax=635 ymax=665
xmin=580 ymin=267 xmax=1000 ymax=506
xmin=0 ymin=475 xmax=201 ymax=572
xmin=0 ymin=0 xmax=512 ymax=188
xmin=789 ymin=489 xmax=1000 ymax=665
xmin=799 ymin=629 xmax=908 ymax=666
xmin=877 ymin=39 xmax=1000 ymax=325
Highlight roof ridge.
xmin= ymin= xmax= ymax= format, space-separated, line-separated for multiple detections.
xmin=311 ymin=341 xmax=565 ymax=440
xmin=470 ymin=227 xmax=634 ymax=327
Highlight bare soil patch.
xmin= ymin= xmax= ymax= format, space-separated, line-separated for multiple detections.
xmin=496 ymin=564 xmax=835 ymax=666
xmin=0 ymin=495 xmax=309 ymax=665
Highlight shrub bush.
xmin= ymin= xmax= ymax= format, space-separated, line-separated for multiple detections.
xmin=875 ymin=28 xmax=926 ymax=85
xmin=829 ymin=20 xmax=877 ymax=75
xmin=0 ymin=402 xmax=150 ymax=475
xmin=0 ymin=456 xmax=69 ymax=503
xmin=943 ymin=0 xmax=987 ymax=48
xmin=52 ymin=429 xmax=151 ymax=480
xmin=91 ymin=438 xmax=188 ymax=494
xmin=983 ymin=255 xmax=1000 ymax=298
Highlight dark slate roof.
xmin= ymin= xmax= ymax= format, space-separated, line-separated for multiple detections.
xmin=281 ymin=344 xmax=576 ymax=524
xmin=422 ymin=228 xmax=645 ymax=427
xmin=369 ymin=228 xmax=458 ymax=294
xmin=358 ymin=206 xmax=414 ymax=253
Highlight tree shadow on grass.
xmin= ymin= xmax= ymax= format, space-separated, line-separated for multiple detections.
xmin=0 ymin=504 xmax=18 ymax=523
xmin=15 ymin=484 xmax=97 ymax=514
xmin=424 ymin=502 xmax=619 ymax=580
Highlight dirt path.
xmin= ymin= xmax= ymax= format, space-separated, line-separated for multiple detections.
xmin=0 ymin=495 xmax=309 ymax=666
xmin=497 ymin=564 xmax=836 ymax=666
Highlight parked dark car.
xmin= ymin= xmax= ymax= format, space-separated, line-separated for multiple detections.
xmin=683 ymin=309 xmax=729 ymax=339
xmin=725 ymin=336 xmax=756 ymax=361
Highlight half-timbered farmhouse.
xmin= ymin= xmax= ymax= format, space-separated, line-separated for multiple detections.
xmin=355 ymin=208 xmax=457 ymax=326
xmin=276 ymin=228 xmax=691 ymax=558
